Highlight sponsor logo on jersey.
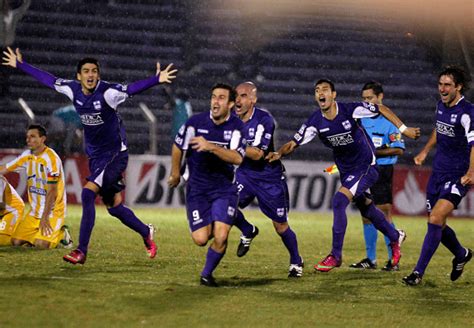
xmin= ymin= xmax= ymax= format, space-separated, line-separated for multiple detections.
xmin=346 ymin=175 xmax=355 ymax=182
xmin=327 ymin=132 xmax=354 ymax=146
xmin=436 ymin=121 xmax=455 ymax=137
xmin=29 ymin=186 xmax=47 ymax=196
xmin=197 ymin=129 xmax=209 ymax=134
xmin=76 ymin=100 xmax=83 ymax=106
xmin=80 ymin=113 xmax=104 ymax=126
xmin=342 ymin=120 xmax=352 ymax=130
xmin=249 ymin=128 xmax=255 ymax=138
xmin=264 ymin=133 xmax=271 ymax=139
xmin=320 ymin=128 xmax=330 ymax=133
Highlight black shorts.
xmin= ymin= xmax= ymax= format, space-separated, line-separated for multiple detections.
xmin=370 ymin=165 xmax=394 ymax=205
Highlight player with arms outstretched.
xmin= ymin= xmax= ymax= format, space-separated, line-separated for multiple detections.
xmin=2 ymin=47 xmax=177 ymax=263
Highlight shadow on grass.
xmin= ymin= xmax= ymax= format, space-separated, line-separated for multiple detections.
xmin=218 ymin=276 xmax=286 ymax=287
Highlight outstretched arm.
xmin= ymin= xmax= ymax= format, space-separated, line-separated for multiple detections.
xmin=414 ymin=129 xmax=436 ymax=165
xmin=2 ymin=47 xmax=57 ymax=89
xmin=378 ymin=104 xmax=420 ymax=140
xmin=266 ymin=140 xmax=298 ymax=162
xmin=127 ymin=63 xmax=178 ymax=95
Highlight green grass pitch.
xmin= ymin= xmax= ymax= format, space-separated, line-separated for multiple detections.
xmin=0 ymin=205 xmax=472 ymax=327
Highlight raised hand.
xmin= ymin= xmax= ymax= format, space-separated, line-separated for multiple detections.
xmin=156 ymin=63 xmax=177 ymax=84
xmin=2 ymin=47 xmax=22 ymax=68
xmin=403 ymin=127 xmax=421 ymax=140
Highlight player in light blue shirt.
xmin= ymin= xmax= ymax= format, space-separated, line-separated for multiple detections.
xmin=350 ymin=82 xmax=405 ymax=271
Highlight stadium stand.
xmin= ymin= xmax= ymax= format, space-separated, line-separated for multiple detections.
xmin=1 ymin=0 xmax=453 ymax=163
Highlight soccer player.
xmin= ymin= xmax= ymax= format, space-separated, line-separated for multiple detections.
xmin=267 ymin=79 xmax=420 ymax=272
xmin=403 ymin=66 xmax=473 ymax=286
xmin=168 ymin=83 xmax=246 ymax=287
xmin=0 ymin=176 xmax=24 ymax=246
xmin=0 ymin=124 xmax=69 ymax=249
xmin=2 ymin=47 xmax=177 ymax=263
xmin=233 ymin=81 xmax=303 ymax=277
xmin=350 ymin=81 xmax=405 ymax=271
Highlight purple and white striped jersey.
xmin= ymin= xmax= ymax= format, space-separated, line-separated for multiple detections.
xmin=174 ymin=111 xmax=246 ymax=190
xmin=433 ymin=97 xmax=474 ymax=174
xmin=17 ymin=61 xmax=160 ymax=158
xmin=293 ymin=102 xmax=379 ymax=174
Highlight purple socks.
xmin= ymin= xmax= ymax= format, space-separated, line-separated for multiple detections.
xmin=279 ymin=227 xmax=302 ymax=265
xmin=201 ymin=247 xmax=225 ymax=278
xmin=233 ymin=209 xmax=254 ymax=236
xmin=331 ymin=192 xmax=350 ymax=260
xmin=78 ymin=188 xmax=97 ymax=254
xmin=108 ymin=204 xmax=149 ymax=238
xmin=414 ymin=223 xmax=442 ymax=275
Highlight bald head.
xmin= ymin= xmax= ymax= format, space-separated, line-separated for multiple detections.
xmin=235 ymin=81 xmax=258 ymax=121
xmin=236 ymin=81 xmax=258 ymax=99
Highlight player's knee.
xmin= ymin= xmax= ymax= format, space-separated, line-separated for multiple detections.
xmin=34 ymin=239 xmax=51 ymax=249
xmin=428 ymin=212 xmax=445 ymax=226
xmin=192 ymin=235 xmax=209 ymax=247
xmin=333 ymin=192 xmax=350 ymax=211
xmin=11 ymin=238 xmax=24 ymax=246
xmin=213 ymin=234 xmax=228 ymax=249
xmin=273 ymin=221 xmax=288 ymax=235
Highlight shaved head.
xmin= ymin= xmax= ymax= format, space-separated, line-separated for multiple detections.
xmin=235 ymin=81 xmax=258 ymax=121
xmin=236 ymin=81 xmax=257 ymax=99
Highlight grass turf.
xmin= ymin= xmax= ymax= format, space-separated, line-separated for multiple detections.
xmin=0 ymin=205 xmax=472 ymax=327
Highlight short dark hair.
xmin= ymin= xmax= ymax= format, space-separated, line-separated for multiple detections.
xmin=362 ymin=81 xmax=384 ymax=95
xmin=315 ymin=79 xmax=336 ymax=92
xmin=438 ymin=66 xmax=470 ymax=94
xmin=77 ymin=57 xmax=100 ymax=74
xmin=211 ymin=83 xmax=236 ymax=102
xmin=27 ymin=124 xmax=47 ymax=137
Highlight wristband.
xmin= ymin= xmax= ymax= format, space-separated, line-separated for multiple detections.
xmin=399 ymin=124 xmax=407 ymax=133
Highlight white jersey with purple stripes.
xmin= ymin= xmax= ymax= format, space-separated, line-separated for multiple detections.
xmin=433 ymin=97 xmax=474 ymax=174
xmin=293 ymin=101 xmax=379 ymax=173
xmin=174 ymin=112 xmax=246 ymax=190
xmin=237 ymin=107 xmax=284 ymax=177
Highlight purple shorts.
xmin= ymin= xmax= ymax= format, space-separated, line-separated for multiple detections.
xmin=426 ymin=172 xmax=470 ymax=212
xmin=236 ymin=171 xmax=289 ymax=223
xmin=185 ymin=183 xmax=239 ymax=232
xmin=87 ymin=151 xmax=128 ymax=199
xmin=340 ymin=165 xmax=379 ymax=198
